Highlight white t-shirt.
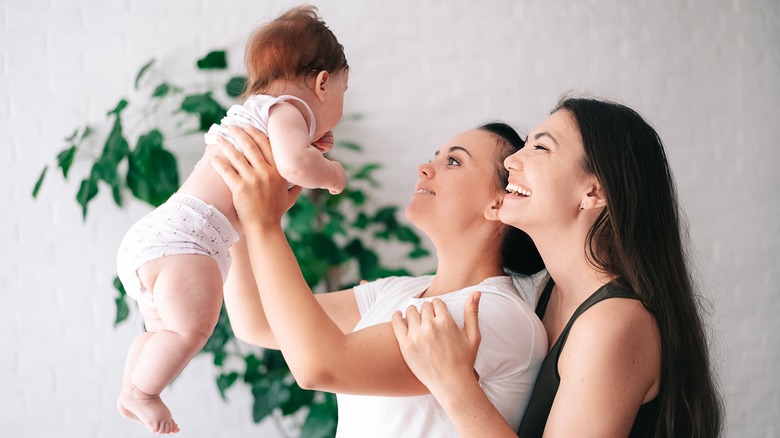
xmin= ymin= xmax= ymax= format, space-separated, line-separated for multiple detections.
xmin=335 ymin=275 xmax=548 ymax=438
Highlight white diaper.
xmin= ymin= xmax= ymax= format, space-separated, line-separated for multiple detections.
xmin=116 ymin=193 xmax=239 ymax=308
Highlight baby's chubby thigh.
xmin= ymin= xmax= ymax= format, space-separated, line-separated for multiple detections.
xmin=137 ymin=254 xmax=224 ymax=341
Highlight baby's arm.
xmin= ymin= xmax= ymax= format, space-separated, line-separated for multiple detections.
xmin=266 ymin=102 xmax=346 ymax=194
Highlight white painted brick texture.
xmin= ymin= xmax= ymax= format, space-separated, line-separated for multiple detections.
xmin=1 ymin=0 xmax=777 ymax=436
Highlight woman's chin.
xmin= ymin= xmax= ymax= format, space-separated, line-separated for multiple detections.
xmin=497 ymin=206 xmax=525 ymax=228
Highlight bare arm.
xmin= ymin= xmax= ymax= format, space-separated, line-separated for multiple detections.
xmin=543 ymin=299 xmax=660 ymax=438
xmin=391 ymin=294 xmax=519 ymax=438
xmin=267 ymin=102 xmax=346 ymax=194
xmin=223 ymin=229 xmax=362 ymax=348
xmin=212 ymin=126 xmax=427 ymax=396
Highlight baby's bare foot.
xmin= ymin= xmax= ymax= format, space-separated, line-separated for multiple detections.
xmin=118 ymin=383 xmax=180 ymax=434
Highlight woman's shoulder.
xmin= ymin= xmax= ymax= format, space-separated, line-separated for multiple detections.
xmin=572 ymin=291 xmax=657 ymax=337
xmin=562 ymin=293 xmax=660 ymax=375
xmin=357 ymin=275 xmax=434 ymax=296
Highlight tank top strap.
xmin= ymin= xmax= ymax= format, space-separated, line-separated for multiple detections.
xmin=542 ymin=278 xmax=641 ymax=357
xmin=535 ymin=278 xmax=555 ymax=319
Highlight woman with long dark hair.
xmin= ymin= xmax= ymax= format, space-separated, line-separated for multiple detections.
xmin=392 ymin=96 xmax=723 ymax=437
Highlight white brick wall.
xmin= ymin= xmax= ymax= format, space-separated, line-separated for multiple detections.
xmin=1 ymin=0 xmax=777 ymax=436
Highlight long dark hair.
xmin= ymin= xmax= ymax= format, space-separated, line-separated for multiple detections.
xmin=555 ymin=97 xmax=722 ymax=437
xmin=478 ymin=122 xmax=544 ymax=276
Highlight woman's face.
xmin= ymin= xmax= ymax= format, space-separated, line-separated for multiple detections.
xmin=499 ymin=110 xmax=593 ymax=232
xmin=405 ymin=129 xmax=504 ymax=235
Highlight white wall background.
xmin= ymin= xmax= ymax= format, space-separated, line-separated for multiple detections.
xmin=1 ymin=0 xmax=777 ymax=436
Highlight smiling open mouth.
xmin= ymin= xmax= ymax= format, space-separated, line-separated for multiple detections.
xmin=506 ymin=183 xmax=531 ymax=197
xmin=416 ymin=189 xmax=436 ymax=195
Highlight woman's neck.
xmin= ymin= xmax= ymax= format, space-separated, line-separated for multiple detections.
xmin=532 ymin=225 xmax=616 ymax=306
xmin=423 ymin=239 xmax=505 ymax=298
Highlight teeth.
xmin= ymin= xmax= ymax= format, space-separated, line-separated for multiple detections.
xmin=505 ymin=183 xmax=531 ymax=197
xmin=416 ymin=189 xmax=435 ymax=195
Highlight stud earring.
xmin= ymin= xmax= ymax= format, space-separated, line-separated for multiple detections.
xmin=578 ymin=200 xmax=587 ymax=211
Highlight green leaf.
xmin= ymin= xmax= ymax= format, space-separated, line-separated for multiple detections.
xmin=300 ymin=393 xmax=338 ymax=438
xmin=373 ymin=206 xmax=399 ymax=228
xmin=251 ymin=371 xmax=290 ymax=422
xmin=310 ymin=233 xmax=344 ymax=265
xmin=408 ymin=247 xmax=430 ymax=259
xmin=226 ymin=76 xmax=247 ymax=98
xmin=152 ymin=83 xmax=170 ymax=98
xmin=102 ymin=117 xmax=130 ymax=165
xmin=94 ymin=116 xmax=130 ymax=207
xmin=262 ymin=349 xmax=289 ymax=372
xmin=243 ymin=354 xmax=264 ymax=384
xmin=279 ymin=382 xmax=314 ymax=416
xmin=351 ymin=163 xmax=381 ymax=187
xmin=65 ymin=128 xmax=79 ymax=142
xmin=336 ymin=140 xmax=362 ymax=151
xmin=351 ymin=212 xmax=368 ymax=229
xmin=180 ymin=92 xmax=227 ymax=131
xmin=126 ymin=129 xmax=179 ymax=207
xmin=134 ymin=59 xmax=155 ymax=90
xmin=81 ymin=125 xmax=93 ymax=140
xmin=345 ymin=188 xmax=366 ymax=206
xmin=113 ymin=276 xmax=129 ymax=326
xmin=56 ymin=146 xmax=77 ymax=178
xmin=395 ymin=225 xmax=421 ymax=244
xmin=32 ymin=166 xmax=47 ymax=198
xmin=108 ymin=99 xmax=128 ymax=116
xmin=76 ymin=172 xmax=99 ymax=220
xmin=114 ymin=296 xmax=129 ymax=326
xmin=217 ymin=372 xmax=239 ymax=401
xmin=285 ymin=196 xmax=319 ymax=235
xmin=113 ymin=276 xmax=126 ymax=297
xmin=197 ymin=50 xmax=227 ymax=70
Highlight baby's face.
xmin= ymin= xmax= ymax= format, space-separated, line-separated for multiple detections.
xmin=316 ymin=69 xmax=349 ymax=136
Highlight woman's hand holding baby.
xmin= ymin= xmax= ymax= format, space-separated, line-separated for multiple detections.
xmin=211 ymin=125 xmax=301 ymax=229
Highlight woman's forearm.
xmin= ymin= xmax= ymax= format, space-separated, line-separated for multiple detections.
xmin=434 ymin=377 xmax=519 ymax=438
xmin=223 ymin=238 xmax=279 ymax=348
xmin=241 ymin=221 xmax=353 ymax=389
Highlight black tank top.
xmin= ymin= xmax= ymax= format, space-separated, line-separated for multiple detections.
xmin=517 ymin=279 xmax=659 ymax=438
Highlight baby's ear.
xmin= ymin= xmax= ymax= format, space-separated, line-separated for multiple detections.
xmin=314 ymin=70 xmax=330 ymax=103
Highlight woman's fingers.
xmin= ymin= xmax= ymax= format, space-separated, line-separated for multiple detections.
xmin=212 ymin=137 xmax=250 ymax=190
xmin=211 ymin=154 xmax=240 ymax=188
xmin=430 ymin=299 xmax=449 ymax=319
xmin=463 ymin=291 xmax=482 ymax=346
xmin=390 ymin=311 xmax=408 ymax=343
xmin=420 ymin=301 xmax=435 ymax=320
xmin=243 ymin=125 xmax=277 ymax=166
xmin=215 ymin=136 xmax=250 ymax=171
xmin=228 ymin=125 xmax=276 ymax=170
xmin=404 ymin=304 xmax=422 ymax=328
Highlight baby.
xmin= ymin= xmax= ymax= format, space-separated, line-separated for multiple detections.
xmin=115 ymin=5 xmax=348 ymax=434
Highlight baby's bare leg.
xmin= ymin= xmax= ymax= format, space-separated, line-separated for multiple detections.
xmin=117 ymin=331 xmax=153 ymax=424
xmin=118 ymin=254 xmax=223 ymax=434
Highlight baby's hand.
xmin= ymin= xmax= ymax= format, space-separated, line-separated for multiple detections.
xmin=313 ymin=131 xmax=335 ymax=153
xmin=328 ymin=161 xmax=346 ymax=195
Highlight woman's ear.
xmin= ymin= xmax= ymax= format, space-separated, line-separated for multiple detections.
xmin=483 ymin=194 xmax=504 ymax=221
xmin=583 ymin=180 xmax=607 ymax=210
xmin=314 ymin=70 xmax=330 ymax=103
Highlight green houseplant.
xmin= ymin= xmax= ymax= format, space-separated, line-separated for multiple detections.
xmin=33 ymin=50 xmax=429 ymax=437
